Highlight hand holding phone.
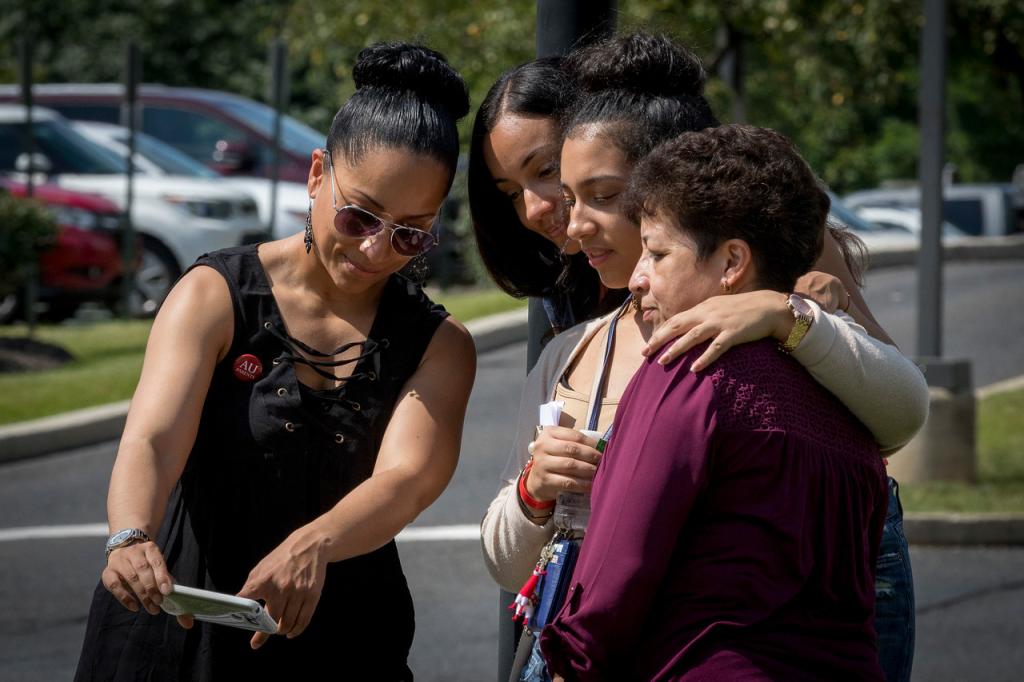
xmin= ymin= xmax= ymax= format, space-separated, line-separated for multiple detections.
xmin=160 ymin=584 xmax=278 ymax=634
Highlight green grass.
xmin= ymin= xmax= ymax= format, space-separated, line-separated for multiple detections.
xmin=0 ymin=320 xmax=151 ymax=424
xmin=901 ymin=387 xmax=1024 ymax=512
xmin=0 ymin=288 xmax=525 ymax=425
xmin=433 ymin=287 xmax=526 ymax=322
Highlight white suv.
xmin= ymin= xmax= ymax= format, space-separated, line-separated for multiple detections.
xmin=72 ymin=120 xmax=310 ymax=239
xmin=0 ymin=105 xmax=266 ymax=313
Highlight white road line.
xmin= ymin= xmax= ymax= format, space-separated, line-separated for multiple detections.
xmin=397 ymin=524 xmax=480 ymax=542
xmin=0 ymin=523 xmax=481 ymax=544
xmin=0 ymin=523 xmax=108 ymax=542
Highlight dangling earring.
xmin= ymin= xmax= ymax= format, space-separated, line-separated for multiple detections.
xmin=304 ymin=201 xmax=313 ymax=254
xmin=720 ymin=279 xmax=732 ymax=294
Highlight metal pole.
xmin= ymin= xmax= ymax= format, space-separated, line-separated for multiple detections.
xmin=535 ymin=0 xmax=617 ymax=59
xmin=120 ymin=43 xmax=140 ymax=316
xmin=499 ymin=8 xmax=618 ymax=679
xmin=267 ymin=39 xmax=288 ymax=239
xmin=18 ymin=35 xmax=38 ymax=333
xmin=529 ymin=0 xmax=616 ymax=371
xmin=717 ymin=24 xmax=746 ymax=123
xmin=916 ymin=0 xmax=946 ymax=358
xmin=889 ymin=0 xmax=975 ymax=487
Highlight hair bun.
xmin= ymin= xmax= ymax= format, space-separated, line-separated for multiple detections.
xmin=569 ymin=32 xmax=707 ymax=98
xmin=352 ymin=42 xmax=470 ymax=118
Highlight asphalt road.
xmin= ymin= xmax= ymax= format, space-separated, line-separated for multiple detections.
xmin=860 ymin=260 xmax=1024 ymax=387
xmin=1 ymin=260 xmax=1022 ymax=681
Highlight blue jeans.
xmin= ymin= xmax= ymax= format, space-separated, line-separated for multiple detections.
xmin=519 ymin=635 xmax=551 ymax=682
xmin=875 ymin=477 xmax=915 ymax=682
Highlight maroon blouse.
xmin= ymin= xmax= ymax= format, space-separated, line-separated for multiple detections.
xmin=540 ymin=340 xmax=888 ymax=681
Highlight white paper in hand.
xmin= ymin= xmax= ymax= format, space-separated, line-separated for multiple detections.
xmin=538 ymin=400 xmax=564 ymax=428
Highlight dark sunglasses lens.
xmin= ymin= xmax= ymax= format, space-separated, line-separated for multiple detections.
xmin=392 ymin=227 xmax=436 ymax=257
xmin=335 ymin=206 xmax=382 ymax=237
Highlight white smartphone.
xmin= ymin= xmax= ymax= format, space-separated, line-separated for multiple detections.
xmin=160 ymin=584 xmax=278 ymax=634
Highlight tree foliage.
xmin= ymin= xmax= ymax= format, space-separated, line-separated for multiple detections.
xmin=1 ymin=0 xmax=1020 ymax=194
xmin=0 ymin=192 xmax=58 ymax=296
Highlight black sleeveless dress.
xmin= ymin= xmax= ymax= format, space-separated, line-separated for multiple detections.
xmin=75 ymin=245 xmax=448 ymax=681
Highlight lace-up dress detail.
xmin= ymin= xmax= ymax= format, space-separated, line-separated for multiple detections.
xmin=76 ymin=244 xmax=447 ymax=682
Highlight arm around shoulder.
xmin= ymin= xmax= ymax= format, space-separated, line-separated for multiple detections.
xmin=792 ymin=300 xmax=929 ymax=454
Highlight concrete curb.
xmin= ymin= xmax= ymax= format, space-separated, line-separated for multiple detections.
xmin=904 ymin=513 xmax=1024 ymax=546
xmin=867 ymin=234 xmax=1024 ymax=269
xmin=0 ymin=309 xmax=530 ymax=464
xmin=0 ymin=400 xmax=129 ymax=464
xmin=465 ymin=307 xmax=529 ymax=355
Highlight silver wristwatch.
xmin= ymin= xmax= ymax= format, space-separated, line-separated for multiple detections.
xmin=105 ymin=528 xmax=151 ymax=558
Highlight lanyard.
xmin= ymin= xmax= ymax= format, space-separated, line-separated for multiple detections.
xmin=584 ymin=295 xmax=633 ymax=432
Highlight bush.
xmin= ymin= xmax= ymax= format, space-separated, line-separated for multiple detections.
xmin=0 ymin=192 xmax=58 ymax=296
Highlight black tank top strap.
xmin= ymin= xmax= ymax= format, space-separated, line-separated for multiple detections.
xmin=185 ymin=244 xmax=269 ymax=363
xmin=372 ymin=274 xmax=449 ymax=381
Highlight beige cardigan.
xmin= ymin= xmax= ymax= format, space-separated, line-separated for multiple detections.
xmin=480 ymin=301 xmax=930 ymax=592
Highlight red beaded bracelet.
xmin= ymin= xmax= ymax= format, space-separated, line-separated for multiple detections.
xmin=518 ymin=459 xmax=556 ymax=510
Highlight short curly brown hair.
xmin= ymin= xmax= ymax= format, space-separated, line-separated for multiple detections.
xmin=624 ymin=124 xmax=829 ymax=292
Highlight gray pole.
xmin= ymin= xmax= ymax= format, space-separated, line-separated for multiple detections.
xmin=266 ymin=39 xmax=288 ymax=239
xmin=528 ymin=0 xmax=617 ymax=372
xmin=499 ymin=8 xmax=618 ymax=680
xmin=887 ymin=0 xmax=976 ymax=487
xmin=535 ymin=0 xmax=617 ymax=58
xmin=18 ymin=35 xmax=38 ymax=333
xmin=916 ymin=0 xmax=946 ymax=358
xmin=120 ymin=43 xmax=140 ymax=316
xmin=716 ymin=24 xmax=746 ymax=124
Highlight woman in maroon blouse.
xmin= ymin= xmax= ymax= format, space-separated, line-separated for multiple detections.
xmin=540 ymin=125 xmax=888 ymax=681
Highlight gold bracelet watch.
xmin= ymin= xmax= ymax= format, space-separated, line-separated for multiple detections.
xmin=780 ymin=294 xmax=813 ymax=354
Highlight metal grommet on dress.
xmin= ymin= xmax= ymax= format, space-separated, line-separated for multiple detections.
xmin=264 ymin=321 xmax=272 ymax=330
xmin=334 ymin=433 xmax=345 ymax=444
xmin=284 ymin=421 xmax=295 ymax=432
xmin=276 ymin=387 xmax=288 ymax=397
xmin=272 ymin=358 xmax=281 ymax=366
xmin=380 ymin=338 xmax=390 ymax=349
xmin=348 ymin=401 xmax=361 ymax=412
xmin=367 ymin=371 xmax=377 ymax=381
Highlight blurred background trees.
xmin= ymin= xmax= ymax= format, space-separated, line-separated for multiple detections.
xmin=1 ymin=0 xmax=1021 ymax=194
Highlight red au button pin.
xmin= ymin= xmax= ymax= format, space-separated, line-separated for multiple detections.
xmin=233 ymin=354 xmax=263 ymax=382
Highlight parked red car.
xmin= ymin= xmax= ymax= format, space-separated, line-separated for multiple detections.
xmin=1 ymin=179 xmax=127 ymax=322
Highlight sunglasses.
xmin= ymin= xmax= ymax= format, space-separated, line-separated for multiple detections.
xmin=324 ymin=150 xmax=439 ymax=257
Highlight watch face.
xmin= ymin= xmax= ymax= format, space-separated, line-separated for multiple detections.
xmin=788 ymin=294 xmax=813 ymax=318
xmin=108 ymin=529 xmax=133 ymax=547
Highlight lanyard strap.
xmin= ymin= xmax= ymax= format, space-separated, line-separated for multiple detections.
xmin=584 ymin=295 xmax=633 ymax=432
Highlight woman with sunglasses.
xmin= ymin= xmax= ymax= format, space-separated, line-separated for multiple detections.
xmin=76 ymin=43 xmax=473 ymax=681
xmin=476 ymin=34 xmax=926 ymax=682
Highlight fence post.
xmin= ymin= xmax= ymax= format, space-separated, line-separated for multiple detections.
xmin=18 ymin=35 xmax=39 ymax=333
xmin=266 ymin=39 xmax=288 ymax=239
